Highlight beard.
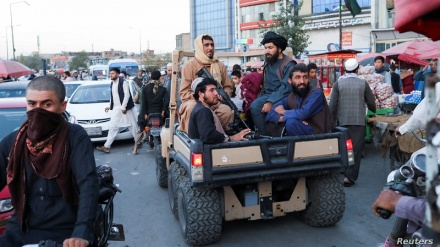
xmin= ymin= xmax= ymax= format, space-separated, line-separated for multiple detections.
xmin=203 ymin=95 xmax=218 ymax=107
xmin=265 ymin=50 xmax=280 ymax=65
xmin=292 ymin=84 xmax=310 ymax=98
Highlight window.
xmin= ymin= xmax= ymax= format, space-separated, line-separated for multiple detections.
xmin=259 ymin=12 xmax=264 ymax=21
xmin=312 ymin=0 xmax=371 ymax=14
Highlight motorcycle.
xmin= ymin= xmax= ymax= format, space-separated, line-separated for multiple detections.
xmin=22 ymin=165 xmax=125 ymax=247
xmin=144 ymin=113 xmax=163 ymax=149
xmin=377 ymin=132 xmax=429 ymax=247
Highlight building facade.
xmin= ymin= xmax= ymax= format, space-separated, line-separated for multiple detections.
xmin=190 ymin=0 xmax=235 ymax=52
xmin=188 ymin=0 xmax=427 ymax=67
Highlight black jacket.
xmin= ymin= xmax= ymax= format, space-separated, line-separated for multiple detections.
xmin=188 ymin=101 xmax=225 ymax=144
xmin=141 ymin=81 xmax=169 ymax=116
xmin=109 ymin=78 xmax=134 ymax=110
xmin=0 ymin=124 xmax=99 ymax=245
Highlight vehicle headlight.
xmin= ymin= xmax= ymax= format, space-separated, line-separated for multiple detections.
xmin=0 ymin=198 xmax=13 ymax=213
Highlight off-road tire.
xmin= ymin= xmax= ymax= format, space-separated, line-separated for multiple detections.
xmin=177 ymin=177 xmax=222 ymax=246
xmin=301 ymin=173 xmax=345 ymax=227
xmin=168 ymin=162 xmax=187 ymax=218
xmin=155 ymin=144 xmax=167 ymax=188
xmin=153 ymin=136 xmax=160 ymax=147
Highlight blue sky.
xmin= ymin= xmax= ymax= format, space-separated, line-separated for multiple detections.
xmin=0 ymin=0 xmax=190 ymax=59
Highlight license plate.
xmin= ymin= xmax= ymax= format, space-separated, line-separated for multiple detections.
xmin=150 ymin=127 xmax=161 ymax=136
xmin=85 ymin=126 xmax=102 ymax=136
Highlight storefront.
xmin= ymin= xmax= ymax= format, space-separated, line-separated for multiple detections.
xmin=308 ymin=49 xmax=362 ymax=88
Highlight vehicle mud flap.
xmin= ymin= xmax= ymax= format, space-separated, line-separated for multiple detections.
xmin=301 ymin=173 xmax=345 ymax=227
xmin=168 ymin=162 xmax=187 ymax=218
xmin=260 ymin=196 xmax=274 ymax=219
xmin=155 ymin=144 xmax=168 ymax=188
xmin=177 ymin=177 xmax=222 ymax=246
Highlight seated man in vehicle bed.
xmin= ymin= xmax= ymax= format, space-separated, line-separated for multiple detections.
xmin=188 ymin=77 xmax=250 ymax=144
xmin=265 ymin=64 xmax=331 ymax=136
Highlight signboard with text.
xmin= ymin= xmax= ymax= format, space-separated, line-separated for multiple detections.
xmin=342 ymin=32 xmax=352 ymax=46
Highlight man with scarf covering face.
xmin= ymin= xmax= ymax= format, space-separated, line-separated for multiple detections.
xmin=178 ymin=34 xmax=234 ymax=133
xmin=266 ymin=64 xmax=331 ymax=136
xmin=0 ymin=76 xmax=99 ymax=246
xmin=250 ymin=31 xmax=296 ymax=135
xmin=329 ymin=58 xmax=376 ymax=187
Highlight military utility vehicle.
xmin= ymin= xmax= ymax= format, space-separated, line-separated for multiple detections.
xmin=155 ymin=51 xmax=355 ymax=246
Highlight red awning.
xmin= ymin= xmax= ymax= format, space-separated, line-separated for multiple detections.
xmin=381 ymin=40 xmax=440 ymax=59
xmin=394 ymin=1 xmax=440 ymax=41
xmin=397 ymin=54 xmax=429 ymax=66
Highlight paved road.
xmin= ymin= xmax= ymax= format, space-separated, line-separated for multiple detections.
xmin=94 ymin=140 xmax=394 ymax=247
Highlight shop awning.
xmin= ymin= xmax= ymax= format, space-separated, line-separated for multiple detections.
xmin=397 ymin=54 xmax=429 ymax=66
xmin=371 ymin=30 xmax=425 ymax=41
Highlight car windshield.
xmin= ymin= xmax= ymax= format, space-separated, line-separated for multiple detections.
xmin=65 ymin=83 xmax=82 ymax=98
xmin=124 ymin=66 xmax=139 ymax=76
xmin=0 ymin=107 xmax=27 ymax=141
xmin=0 ymin=89 xmax=26 ymax=98
xmin=69 ymin=84 xmax=110 ymax=104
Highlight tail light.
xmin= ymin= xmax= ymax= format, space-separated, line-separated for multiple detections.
xmin=191 ymin=153 xmax=204 ymax=182
xmin=151 ymin=118 xmax=160 ymax=127
xmin=346 ymin=139 xmax=353 ymax=151
xmin=346 ymin=139 xmax=355 ymax=165
xmin=191 ymin=153 xmax=203 ymax=167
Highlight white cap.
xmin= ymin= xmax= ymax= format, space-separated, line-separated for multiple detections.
xmin=344 ymin=58 xmax=359 ymax=71
xmin=72 ymin=70 xmax=78 ymax=73
xmin=166 ymin=63 xmax=173 ymax=67
xmin=191 ymin=77 xmax=204 ymax=92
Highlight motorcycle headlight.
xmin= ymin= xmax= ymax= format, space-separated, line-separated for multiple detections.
xmin=0 ymin=198 xmax=13 ymax=213
xmin=387 ymin=170 xmax=398 ymax=183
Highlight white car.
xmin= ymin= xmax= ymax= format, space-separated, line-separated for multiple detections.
xmin=64 ymin=80 xmax=85 ymax=99
xmin=66 ymin=80 xmax=139 ymax=142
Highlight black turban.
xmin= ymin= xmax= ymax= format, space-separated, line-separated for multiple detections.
xmin=261 ymin=31 xmax=288 ymax=51
xmin=151 ymin=70 xmax=161 ymax=80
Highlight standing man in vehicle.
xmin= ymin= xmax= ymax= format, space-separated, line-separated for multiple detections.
xmin=97 ymin=68 xmax=140 ymax=154
xmin=0 ymin=76 xmax=99 ymax=247
xmin=188 ymin=77 xmax=251 ymax=144
xmin=179 ymin=34 xmax=234 ymax=133
xmin=329 ymin=58 xmax=376 ymax=187
xmin=250 ymin=31 xmax=296 ymax=135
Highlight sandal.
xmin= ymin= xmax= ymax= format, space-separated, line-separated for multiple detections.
xmin=343 ymin=177 xmax=355 ymax=187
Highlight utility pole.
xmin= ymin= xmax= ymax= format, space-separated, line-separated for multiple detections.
xmin=10 ymin=1 xmax=30 ymax=60
xmin=37 ymin=35 xmax=40 ymax=53
xmin=339 ymin=0 xmax=343 ymax=50
xmin=5 ymin=27 xmax=9 ymax=60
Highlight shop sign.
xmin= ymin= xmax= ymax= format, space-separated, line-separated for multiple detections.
xmin=342 ymin=32 xmax=353 ymax=46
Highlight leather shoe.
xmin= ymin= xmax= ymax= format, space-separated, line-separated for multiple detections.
xmin=96 ymin=146 xmax=110 ymax=153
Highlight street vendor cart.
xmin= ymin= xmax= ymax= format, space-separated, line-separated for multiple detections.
xmin=308 ymin=49 xmax=362 ymax=88
xmin=367 ymin=114 xmax=425 ymax=170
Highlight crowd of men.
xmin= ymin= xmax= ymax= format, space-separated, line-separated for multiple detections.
xmin=0 ymin=29 xmax=439 ymax=246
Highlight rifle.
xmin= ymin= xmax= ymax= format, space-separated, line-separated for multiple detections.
xmin=195 ymin=67 xmax=249 ymax=132
xmin=196 ymin=67 xmax=272 ymax=139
